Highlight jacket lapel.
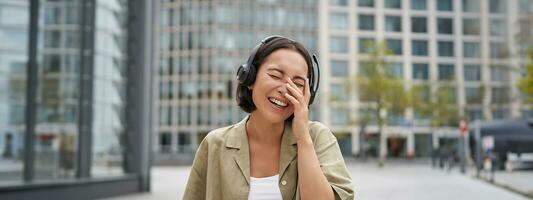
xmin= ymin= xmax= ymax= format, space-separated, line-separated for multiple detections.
xmin=226 ymin=116 xmax=251 ymax=185
xmin=279 ymin=120 xmax=297 ymax=179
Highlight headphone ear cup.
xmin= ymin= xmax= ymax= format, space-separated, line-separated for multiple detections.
xmin=245 ymin=64 xmax=256 ymax=86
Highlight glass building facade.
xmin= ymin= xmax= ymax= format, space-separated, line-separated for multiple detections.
xmin=0 ymin=0 xmax=152 ymax=199
xmin=155 ymin=0 xmax=317 ymax=161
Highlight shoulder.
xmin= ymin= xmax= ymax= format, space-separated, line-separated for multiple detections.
xmin=307 ymin=121 xmax=338 ymax=145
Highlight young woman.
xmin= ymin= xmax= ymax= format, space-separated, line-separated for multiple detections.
xmin=183 ymin=36 xmax=354 ymax=200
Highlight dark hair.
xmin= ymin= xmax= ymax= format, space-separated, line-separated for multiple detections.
xmin=236 ymin=37 xmax=313 ymax=113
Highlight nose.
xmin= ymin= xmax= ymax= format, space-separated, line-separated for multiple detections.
xmin=277 ymin=81 xmax=289 ymax=95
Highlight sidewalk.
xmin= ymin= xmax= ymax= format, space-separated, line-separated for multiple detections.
xmin=476 ymin=169 xmax=533 ymax=199
xmin=102 ymin=159 xmax=530 ymax=200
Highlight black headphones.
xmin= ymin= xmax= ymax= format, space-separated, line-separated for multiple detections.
xmin=236 ymin=35 xmax=320 ymax=105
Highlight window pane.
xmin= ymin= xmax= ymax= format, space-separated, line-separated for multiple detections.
xmin=386 ymin=39 xmax=402 ymax=55
xmin=462 ymin=0 xmax=480 ymax=12
xmin=388 ymin=63 xmax=403 ymax=79
xmin=463 ymin=18 xmax=480 ymax=35
xmin=331 ymin=60 xmax=349 ymax=77
xmin=438 ymin=41 xmax=454 ymax=57
xmin=412 ymin=17 xmax=427 ymax=33
xmin=490 ymin=65 xmax=509 ymax=82
xmin=331 ymin=0 xmax=348 ymax=6
xmin=359 ymin=14 xmax=375 ymax=30
xmin=490 ymin=42 xmax=508 ymax=58
xmin=385 ymin=16 xmax=401 ymax=32
xmin=438 ymin=64 xmax=455 ymax=80
xmin=413 ymin=63 xmax=429 ymax=80
xmin=385 ymin=0 xmax=401 ymax=9
xmin=411 ymin=0 xmax=427 ymax=10
xmin=437 ymin=18 xmax=453 ymax=34
xmin=359 ymin=38 xmax=376 ymax=53
xmin=463 ymin=42 xmax=480 ymax=58
xmin=490 ymin=19 xmax=506 ymax=36
xmin=466 ymin=108 xmax=483 ymax=121
xmin=331 ymin=84 xmax=348 ymax=101
xmin=464 ymin=64 xmax=481 ymax=81
xmin=437 ymin=0 xmax=453 ymax=11
xmin=465 ymin=86 xmax=483 ymax=104
xmin=412 ymin=40 xmax=428 ymax=56
xmin=358 ymin=0 xmax=374 ymax=7
xmin=489 ymin=0 xmax=505 ymax=13
xmin=492 ymin=87 xmax=509 ymax=104
xmin=331 ymin=108 xmax=349 ymax=125
xmin=330 ymin=36 xmax=349 ymax=53
xmin=330 ymin=13 xmax=348 ymax=30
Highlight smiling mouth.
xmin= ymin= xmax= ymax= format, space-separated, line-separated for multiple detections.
xmin=268 ymin=97 xmax=288 ymax=108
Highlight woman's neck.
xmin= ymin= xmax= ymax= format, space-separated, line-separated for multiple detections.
xmin=246 ymin=113 xmax=284 ymax=144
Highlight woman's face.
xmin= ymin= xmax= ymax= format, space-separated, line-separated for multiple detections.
xmin=249 ymin=48 xmax=308 ymax=124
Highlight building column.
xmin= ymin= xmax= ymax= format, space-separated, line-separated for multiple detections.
xmin=407 ymin=132 xmax=415 ymax=158
xmin=351 ymin=130 xmax=360 ymax=156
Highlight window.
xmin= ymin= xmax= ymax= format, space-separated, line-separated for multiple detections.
xmin=412 ymin=40 xmax=428 ymax=56
xmin=388 ymin=63 xmax=403 ymax=79
xmin=385 ymin=16 xmax=401 ymax=32
xmin=330 ymin=13 xmax=348 ymax=30
xmin=438 ymin=64 xmax=455 ymax=80
xmin=358 ymin=0 xmax=374 ymax=7
xmin=437 ymin=0 xmax=453 ymax=11
xmin=462 ymin=0 xmax=480 ymax=12
xmin=411 ymin=17 xmax=427 ymax=33
xmin=438 ymin=86 xmax=456 ymax=103
xmin=490 ymin=65 xmax=508 ymax=82
xmin=489 ymin=0 xmax=505 ymax=13
xmin=464 ymin=64 xmax=481 ymax=81
xmin=438 ymin=41 xmax=454 ymax=57
xmin=330 ymin=0 xmax=348 ymax=6
xmin=359 ymin=38 xmax=376 ymax=53
xmin=331 ymin=84 xmax=348 ymax=101
xmin=490 ymin=42 xmax=508 ymax=58
xmin=492 ymin=108 xmax=509 ymax=120
xmin=331 ymin=108 xmax=349 ymax=125
xmin=359 ymin=15 xmax=375 ymax=30
xmin=490 ymin=19 xmax=505 ymax=36
xmin=331 ymin=60 xmax=349 ymax=77
xmin=411 ymin=0 xmax=427 ymax=10
xmin=463 ymin=19 xmax=480 ymax=35
xmin=412 ymin=63 xmax=429 ymax=80
xmin=463 ymin=42 xmax=480 ymax=58
xmin=330 ymin=36 xmax=349 ymax=53
xmin=386 ymin=39 xmax=402 ymax=55
xmin=492 ymin=87 xmax=509 ymax=103
xmin=437 ymin=18 xmax=453 ymax=34
xmin=385 ymin=0 xmax=401 ymax=9
xmin=465 ymin=87 xmax=482 ymax=104
xmin=466 ymin=109 xmax=483 ymax=121
xmin=159 ymin=132 xmax=172 ymax=153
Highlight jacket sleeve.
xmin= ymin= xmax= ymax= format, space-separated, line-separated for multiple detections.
xmin=183 ymin=137 xmax=209 ymax=200
xmin=312 ymin=123 xmax=355 ymax=200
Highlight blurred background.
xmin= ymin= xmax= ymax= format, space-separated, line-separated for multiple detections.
xmin=0 ymin=0 xmax=532 ymax=199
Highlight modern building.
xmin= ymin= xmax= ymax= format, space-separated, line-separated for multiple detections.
xmin=153 ymin=0 xmax=532 ymax=161
xmin=154 ymin=0 xmax=318 ymax=162
xmin=320 ymin=0 xmax=533 ymax=158
xmin=0 ymin=0 xmax=153 ymax=199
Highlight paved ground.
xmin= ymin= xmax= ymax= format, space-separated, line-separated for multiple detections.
xmin=102 ymin=159 xmax=531 ymax=200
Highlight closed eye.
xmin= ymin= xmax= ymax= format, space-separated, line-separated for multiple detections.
xmin=268 ymin=74 xmax=281 ymax=79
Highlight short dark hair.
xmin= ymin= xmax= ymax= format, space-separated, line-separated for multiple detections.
xmin=236 ymin=37 xmax=313 ymax=113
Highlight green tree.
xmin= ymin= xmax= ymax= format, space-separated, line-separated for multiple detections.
xmin=354 ymin=41 xmax=410 ymax=167
xmin=519 ymin=50 xmax=533 ymax=107
xmin=411 ymin=84 xmax=461 ymax=128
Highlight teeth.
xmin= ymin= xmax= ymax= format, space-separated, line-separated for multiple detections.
xmin=269 ymin=98 xmax=288 ymax=107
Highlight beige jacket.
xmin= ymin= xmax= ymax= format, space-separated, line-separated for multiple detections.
xmin=183 ymin=116 xmax=354 ymax=200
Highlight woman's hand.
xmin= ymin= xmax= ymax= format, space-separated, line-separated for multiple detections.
xmin=284 ymin=77 xmax=311 ymax=143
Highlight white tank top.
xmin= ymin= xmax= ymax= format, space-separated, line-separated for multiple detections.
xmin=248 ymin=174 xmax=283 ymax=200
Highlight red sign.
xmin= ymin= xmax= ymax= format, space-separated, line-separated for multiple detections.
xmin=459 ymin=120 xmax=468 ymax=136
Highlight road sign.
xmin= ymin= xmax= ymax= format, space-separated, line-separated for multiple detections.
xmin=459 ymin=120 xmax=468 ymax=136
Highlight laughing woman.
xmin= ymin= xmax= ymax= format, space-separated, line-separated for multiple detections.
xmin=183 ymin=36 xmax=354 ymax=200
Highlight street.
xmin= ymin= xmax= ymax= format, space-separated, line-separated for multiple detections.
xmin=102 ymin=159 xmax=530 ymax=200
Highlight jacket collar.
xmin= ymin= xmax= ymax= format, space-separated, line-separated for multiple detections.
xmin=226 ymin=115 xmax=298 ymax=185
